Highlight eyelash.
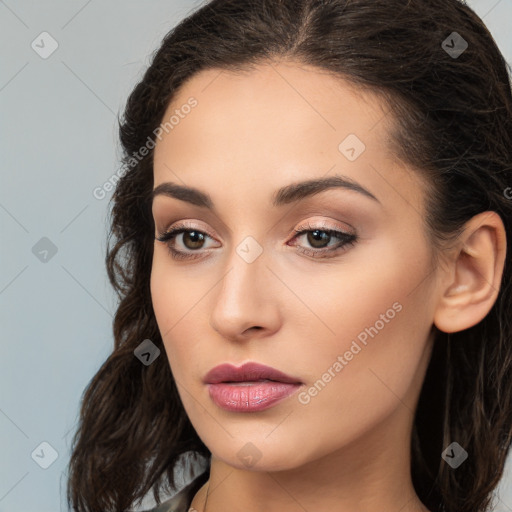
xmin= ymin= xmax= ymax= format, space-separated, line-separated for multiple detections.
xmin=155 ymin=221 xmax=358 ymax=261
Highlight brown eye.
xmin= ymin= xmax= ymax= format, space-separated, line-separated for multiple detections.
xmin=290 ymin=224 xmax=358 ymax=259
xmin=182 ymin=230 xmax=206 ymax=250
xmin=306 ymin=230 xmax=332 ymax=249
xmin=155 ymin=223 xmax=219 ymax=261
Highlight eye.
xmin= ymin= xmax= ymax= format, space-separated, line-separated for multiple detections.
xmin=155 ymin=222 xmax=219 ymax=261
xmin=289 ymin=221 xmax=358 ymax=259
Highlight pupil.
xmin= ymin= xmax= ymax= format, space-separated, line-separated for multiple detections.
xmin=308 ymin=230 xmax=330 ymax=248
xmin=184 ymin=231 xmax=204 ymax=249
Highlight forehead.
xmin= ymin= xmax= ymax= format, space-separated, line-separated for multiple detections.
xmin=155 ymin=60 xmax=390 ymax=157
xmin=152 ymin=60 xmax=425 ymax=215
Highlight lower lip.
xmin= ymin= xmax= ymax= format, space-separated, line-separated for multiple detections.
xmin=207 ymin=381 xmax=301 ymax=412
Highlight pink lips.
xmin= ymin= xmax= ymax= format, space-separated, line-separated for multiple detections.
xmin=204 ymin=362 xmax=303 ymax=412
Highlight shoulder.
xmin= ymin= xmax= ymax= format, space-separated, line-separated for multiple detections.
xmin=141 ymin=470 xmax=209 ymax=512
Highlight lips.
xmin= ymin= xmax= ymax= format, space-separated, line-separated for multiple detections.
xmin=203 ymin=362 xmax=302 ymax=385
xmin=204 ymin=362 xmax=303 ymax=412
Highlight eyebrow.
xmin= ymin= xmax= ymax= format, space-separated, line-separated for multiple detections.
xmin=151 ymin=174 xmax=380 ymax=209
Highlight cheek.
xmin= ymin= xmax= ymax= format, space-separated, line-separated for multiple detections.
xmin=290 ymin=300 xmax=432 ymax=464
xmin=282 ymin=226 xmax=433 ymax=355
xmin=150 ymin=252 xmax=213 ymax=374
xmin=284 ymin=231 xmax=431 ymax=376
xmin=286 ymin=236 xmax=435 ymax=440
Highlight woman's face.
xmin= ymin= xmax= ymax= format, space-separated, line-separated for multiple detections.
xmin=151 ymin=61 xmax=440 ymax=471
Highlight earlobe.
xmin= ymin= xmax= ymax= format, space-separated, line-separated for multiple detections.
xmin=434 ymin=211 xmax=507 ymax=334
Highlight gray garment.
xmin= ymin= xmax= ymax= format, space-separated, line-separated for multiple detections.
xmin=142 ymin=471 xmax=209 ymax=512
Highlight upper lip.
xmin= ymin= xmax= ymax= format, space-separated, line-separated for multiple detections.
xmin=204 ymin=362 xmax=302 ymax=384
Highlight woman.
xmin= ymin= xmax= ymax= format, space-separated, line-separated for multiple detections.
xmin=66 ymin=0 xmax=512 ymax=511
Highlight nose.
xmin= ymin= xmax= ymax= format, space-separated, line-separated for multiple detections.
xmin=209 ymin=246 xmax=281 ymax=341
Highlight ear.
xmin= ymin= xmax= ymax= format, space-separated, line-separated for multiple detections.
xmin=434 ymin=211 xmax=507 ymax=333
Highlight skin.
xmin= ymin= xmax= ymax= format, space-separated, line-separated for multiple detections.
xmin=150 ymin=60 xmax=506 ymax=512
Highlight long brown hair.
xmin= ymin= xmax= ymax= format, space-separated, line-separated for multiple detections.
xmin=66 ymin=1 xmax=512 ymax=510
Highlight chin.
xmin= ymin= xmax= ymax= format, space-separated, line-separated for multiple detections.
xmin=203 ymin=432 xmax=313 ymax=472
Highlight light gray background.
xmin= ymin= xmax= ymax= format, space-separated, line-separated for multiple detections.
xmin=1 ymin=1 xmax=511 ymax=511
